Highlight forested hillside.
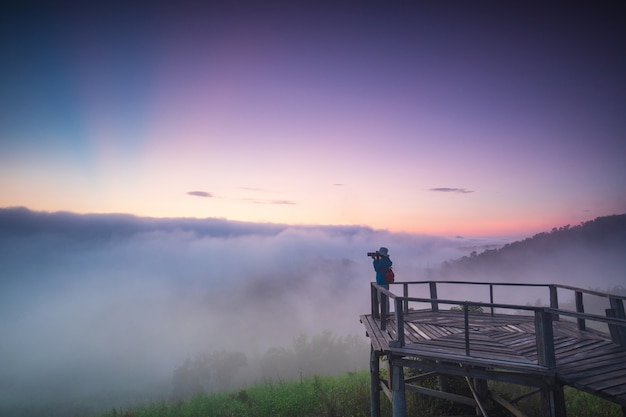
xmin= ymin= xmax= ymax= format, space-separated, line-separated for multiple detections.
xmin=436 ymin=214 xmax=626 ymax=290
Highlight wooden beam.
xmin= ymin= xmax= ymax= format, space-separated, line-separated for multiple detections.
xmin=429 ymin=282 xmax=439 ymax=312
xmin=609 ymin=297 xmax=626 ymax=347
xmin=489 ymin=284 xmax=495 ymax=316
xmin=380 ymin=379 xmax=392 ymax=402
xmin=371 ymin=284 xmax=379 ymax=318
xmin=491 ymin=393 xmax=530 ymax=417
xmin=393 ymin=358 xmax=552 ymax=389
xmin=405 ymin=384 xmax=477 ymax=407
xmin=535 ymin=310 xmax=556 ymax=369
xmin=404 ymin=371 xmax=437 ymax=384
xmin=395 ymin=298 xmax=405 ymax=347
xmin=403 ymin=283 xmax=409 ymax=315
xmin=576 ymin=291 xmax=586 ymax=331
xmin=465 ymin=376 xmax=489 ymax=416
xmin=370 ymin=346 xmax=381 ymax=417
xmin=549 ymin=285 xmax=559 ymax=321
xmin=392 ymin=346 xmax=553 ymax=375
xmin=464 ymin=305 xmax=470 ymax=356
xmin=540 ymin=384 xmax=566 ymax=417
xmin=391 ymin=361 xmax=406 ymax=417
xmin=607 ymin=308 xmax=620 ymax=344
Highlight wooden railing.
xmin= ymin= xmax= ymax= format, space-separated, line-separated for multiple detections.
xmin=370 ymin=281 xmax=626 ymax=369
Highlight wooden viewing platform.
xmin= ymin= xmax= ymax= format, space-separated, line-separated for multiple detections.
xmin=360 ymin=281 xmax=626 ymax=417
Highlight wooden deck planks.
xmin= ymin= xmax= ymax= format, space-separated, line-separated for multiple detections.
xmin=559 ymin=351 xmax=626 ymax=373
xmin=363 ymin=309 xmax=626 ymax=406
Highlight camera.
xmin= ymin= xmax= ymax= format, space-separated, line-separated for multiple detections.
xmin=367 ymin=252 xmax=380 ymax=258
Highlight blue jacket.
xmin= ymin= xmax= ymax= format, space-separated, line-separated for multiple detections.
xmin=373 ymin=256 xmax=392 ymax=286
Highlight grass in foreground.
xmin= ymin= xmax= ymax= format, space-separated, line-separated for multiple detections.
xmin=99 ymin=371 xmax=623 ymax=417
xmin=100 ymin=371 xmax=373 ymax=417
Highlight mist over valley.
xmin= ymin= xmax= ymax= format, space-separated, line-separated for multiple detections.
xmin=1 ymin=208 xmax=624 ymax=415
xmin=0 ymin=207 xmax=478 ymax=414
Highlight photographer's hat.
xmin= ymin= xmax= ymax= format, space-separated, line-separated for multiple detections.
xmin=377 ymin=247 xmax=389 ymax=257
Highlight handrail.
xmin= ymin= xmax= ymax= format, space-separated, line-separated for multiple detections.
xmin=391 ymin=280 xmax=626 ymax=298
xmin=370 ymin=281 xmax=626 ymax=369
xmin=389 ymin=280 xmax=626 ymax=328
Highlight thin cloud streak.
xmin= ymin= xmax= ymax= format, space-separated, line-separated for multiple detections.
xmin=187 ymin=191 xmax=213 ymax=198
xmin=430 ymin=188 xmax=475 ymax=194
xmin=244 ymin=199 xmax=297 ymax=205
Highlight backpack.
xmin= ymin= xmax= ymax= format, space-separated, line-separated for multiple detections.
xmin=384 ymin=267 xmax=395 ymax=284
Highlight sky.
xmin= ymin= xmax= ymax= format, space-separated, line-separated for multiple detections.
xmin=1 ymin=2 xmax=625 ymax=238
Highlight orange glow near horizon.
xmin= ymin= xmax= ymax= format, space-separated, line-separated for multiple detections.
xmin=0 ymin=190 xmax=605 ymax=242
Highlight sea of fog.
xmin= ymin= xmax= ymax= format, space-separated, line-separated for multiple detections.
xmin=2 ymin=209 xmax=621 ymax=415
xmin=1 ymin=209 xmax=506 ymax=414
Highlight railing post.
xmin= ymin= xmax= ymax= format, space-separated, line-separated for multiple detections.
xmin=549 ymin=285 xmax=559 ymax=321
xmin=429 ymin=282 xmax=439 ymax=312
xmin=489 ymin=284 xmax=494 ymax=317
xmin=381 ymin=291 xmax=388 ymax=331
xmin=464 ymin=303 xmax=470 ymax=356
xmin=535 ymin=309 xmax=556 ymax=369
xmin=575 ymin=291 xmax=586 ymax=331
xmin=395 ymin=298 xmax=405 ymax=347
xmin=371 ymin=283 xmax=379 ymax=318
xmin=403 ymin=283 xmax=409 ymax=314
xmin=607 ymin=297 xmax=626 ymax=347
xmin=609 ymin=297 xmax=626 ymax=319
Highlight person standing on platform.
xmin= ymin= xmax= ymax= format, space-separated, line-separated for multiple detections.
xmin=372 ymin=247 xmax=392 ymax=316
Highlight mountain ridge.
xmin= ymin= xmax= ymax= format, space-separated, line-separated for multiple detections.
xmin=436 ymin=213 xmax=626 ymax=288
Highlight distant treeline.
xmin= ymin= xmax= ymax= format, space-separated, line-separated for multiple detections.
xmin=436 ymin=214 xmax=626 ymax=286
xmin=172 ymin=331 xmax=369 ymax=400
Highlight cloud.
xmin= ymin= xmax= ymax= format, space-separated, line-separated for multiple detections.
xmin=429 ymin=187 xmax=474 ymax=194
xmin=187 ymin=191 xmax=213 ymax=198
xmin=5 ymin=208 xmax=622 ymax=414
xmin=244 ymin=199 xmax=296 ymax=205
xmin=0 ymin=207 xmax=503 ymax=413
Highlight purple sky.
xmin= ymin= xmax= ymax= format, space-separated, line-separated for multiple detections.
xmin=1 ymin=2 xmax=624 ymax=237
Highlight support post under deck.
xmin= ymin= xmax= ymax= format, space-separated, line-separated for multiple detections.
xmin=370 ymin=346 xmax=380 ymax=417
xmin=391 ymin=358 xmax=406 ymax=417
xmin=541 ymin=383 xmax=566 ymax=417
xmin=473 ymin=377 xmax=489 ymax=415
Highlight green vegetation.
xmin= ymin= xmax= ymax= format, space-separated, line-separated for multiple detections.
xmin=450 ymin=305 xmax=484 ymax=313
xmin=563 ymin=387 xmax=622 ymax=417
xmin=99 ymin=372 xmax=373 ymax=417
xmin=97 ymin=371 xmax=623 ymax=417
xmin=171 ymin=332 xmax=369 ymax=400
xmin=493 ymin=382 xmax=623 ymax=417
